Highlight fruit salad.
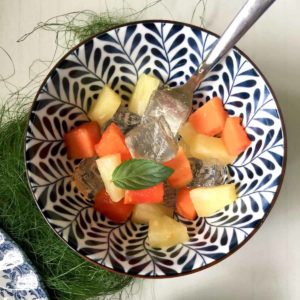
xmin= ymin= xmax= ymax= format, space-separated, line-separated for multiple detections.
xmin=64 ymin=74 xmax=251 ymax=248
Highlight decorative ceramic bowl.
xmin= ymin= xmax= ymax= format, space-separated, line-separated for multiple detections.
xmin=25 ymin=21 xmax=286 ymax=277
xmin=0 ymin=229 xmax=48 ymax=299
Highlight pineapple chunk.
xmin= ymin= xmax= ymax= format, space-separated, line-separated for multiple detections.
xmin=131 ymin=203 xmax=174 ymax=224
xmin=190 ymin=134 xmax=236 ymax=165
xmin=179 ymin=122 xmax=236 ymax=165
xmin=179 ymin=122 xmax=198 ymax=145
xmin=190 ymin=184 xmax=237 ymax=217
xmin=96 ymin=154 xmax=124 ymax=202
xmin=148 ymin=215 xmax=189 ymax=248
xmin=88 ymin=85 xmax=121 ymax=126
xmin=178 ymin=139 xmax=192 ymax=158
xmin=128 ymin=74 xmax=160 ymax=115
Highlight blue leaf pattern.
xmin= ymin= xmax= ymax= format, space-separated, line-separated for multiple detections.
xmin=25 ymin=21 xmax=285 ymax=277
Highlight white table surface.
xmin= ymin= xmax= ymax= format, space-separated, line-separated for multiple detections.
xmin=0 ymin=1 xmax=299 ymax=299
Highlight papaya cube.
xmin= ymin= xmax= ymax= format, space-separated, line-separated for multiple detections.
xmin=176 ymin=188 xmax=197 ymax=220
xmin=124 ymin=183 xmax=164 ymax=204
xmin=163 ymin=146 xmax=193 ymax=188
xmin=94 ymin=123 xmax=132 ymax=161
xmin=64 ymin=121 xmax=101 ymax=159
xmin=189 ymin=97 xmax=228 ymax=136
xmin=94 ymin=189 xmax=133 ymax=223
xmin=222 ymin=117 xmax=251 ymax=156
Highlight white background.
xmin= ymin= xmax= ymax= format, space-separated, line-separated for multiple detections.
xmin=0 ymin=1 xmax=299 ymax=299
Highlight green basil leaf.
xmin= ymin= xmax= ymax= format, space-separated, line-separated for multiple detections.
xmin=112 ymin=159 xmax=174 ymax=190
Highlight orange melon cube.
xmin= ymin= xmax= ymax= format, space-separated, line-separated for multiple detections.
xmin=163 ymin=146 xmax=193 ymax=188
xmin=64 ymin=121 xmax=101 ymax=159
xmin=222 ymin=117 xmax=251 ymax=156
xmin=94 ymin=123 xmax=131 ymax=161
xmin=94 ymin=189 xmax=133 ymax=223
xmin=176 ymin=188 xmax=197 ymax=220
xmin=188 ymin=97 xmax=228 ymax=136
xmin=124 ymin=183 xmax=164 ymax=204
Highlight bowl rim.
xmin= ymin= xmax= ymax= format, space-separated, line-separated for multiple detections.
xmin=24 ymin=19 xmax=287 ymax=279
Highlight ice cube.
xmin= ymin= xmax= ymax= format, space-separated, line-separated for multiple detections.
xmin=125 ymin=116 xmax=178 ymax=162
xmin=144 ymin=89 xmax=191 ymax=137
xmin=101 ymin=106 xmax=141 ymax=134
xmin=187 ymin=158 xmax=226 ymax=188
xmin=73 ymin=158 xmax=104 ymax=198
xmin=163 ymin=182 xmax=177 ymax=208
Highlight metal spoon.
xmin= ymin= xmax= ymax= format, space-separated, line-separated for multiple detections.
xmin=145 ymin=0 xmax=276 ymax=136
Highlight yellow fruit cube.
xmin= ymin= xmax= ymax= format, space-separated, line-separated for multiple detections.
xmin=178 ymin=139 xmax=192 ymax=158
xmin=131 ymin=203 xmax=174 ymax=224
xmin=88 ymin=85 xmax=121 ymax=126
xmin=148 ymin=215 xmax=189 ymax=248
xmin=128 ymin=74 xmax=160 ymax=116
xmin=179 ymin=122 xmax=198 ymax=145
xmin=179 ymin=122 xmax=236 ymax=165
xmin=190 ymin=184 xmax=237 ymax=217
xmin=96 ymin=154 xmax=124 ymax=202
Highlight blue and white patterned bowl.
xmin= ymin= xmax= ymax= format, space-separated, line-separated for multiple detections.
xmin=0 ymin=229 xmax=48 ymax=299
xmin=25 ymin=21 xmax=286 ymax=277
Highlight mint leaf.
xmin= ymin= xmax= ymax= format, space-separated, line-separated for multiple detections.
xmin=112 ymin=159 xmax=174 ymax=190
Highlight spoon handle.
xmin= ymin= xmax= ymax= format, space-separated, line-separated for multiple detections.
xmin=198 ymin=0 xmax=276 ymax=77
